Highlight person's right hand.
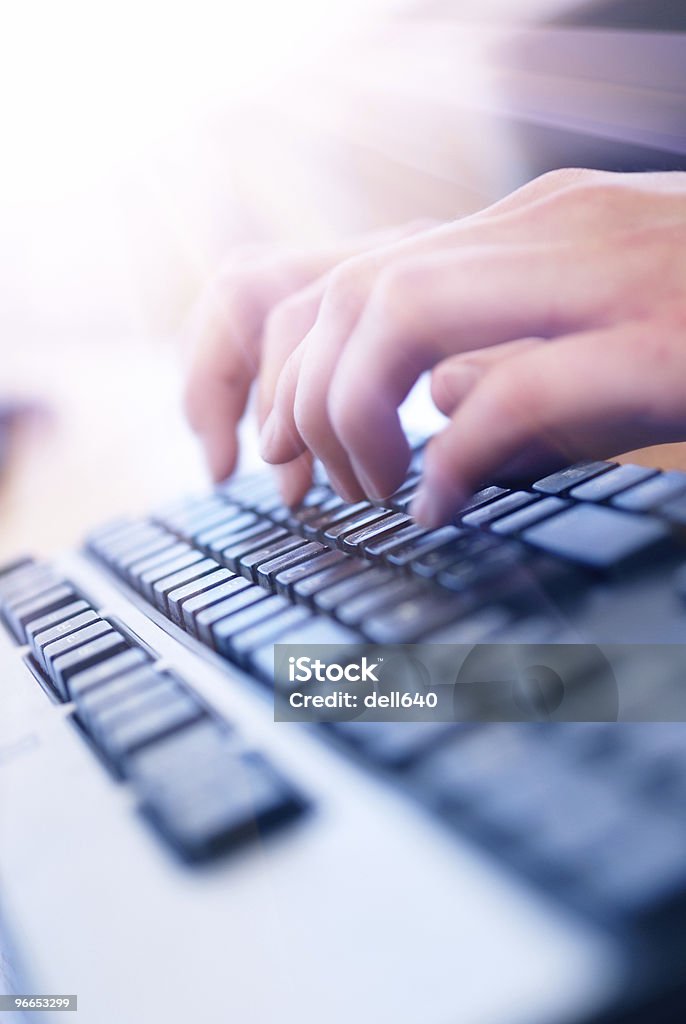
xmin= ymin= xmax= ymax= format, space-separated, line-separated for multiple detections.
xmin=183 ymin=222 xmax=434 ymax=501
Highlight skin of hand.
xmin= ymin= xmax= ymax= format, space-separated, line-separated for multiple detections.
xmin=186 ymin=168 xmax=686 ymax=527
xmin=183 ymin=221 xmax=435 ymax=502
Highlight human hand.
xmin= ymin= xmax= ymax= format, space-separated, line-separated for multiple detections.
xmin=257 ymin=169 xmax=686 ymax=525
xmin=183 ymin=222 xmax=434 ymax=502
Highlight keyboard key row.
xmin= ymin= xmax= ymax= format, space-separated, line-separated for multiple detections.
xmin=0 ymin=559 xmax=307 ymax=863
xmin=88 ymin=506 xmax=521 ymax=647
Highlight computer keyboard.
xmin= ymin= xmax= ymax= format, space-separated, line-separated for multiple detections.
xmin=3 ymin=447 xmax=686 ymax=946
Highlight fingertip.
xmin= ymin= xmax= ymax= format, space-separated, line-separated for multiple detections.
xmin=430 ymin=362 xmax=482 ymax=416
xmin=203 ymin=431 xmax=237 ymax=484
xmin=412 ymin=450 xmax=469 ymax=527
xmin=259 ymin=410 xmax=308 ymax=466
xmin=275 ymin=460 xmax=311 ymax=507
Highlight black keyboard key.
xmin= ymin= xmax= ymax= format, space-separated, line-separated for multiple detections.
xmin=166 ymin=567 xmax=234 ymax=627
xmin=437 ymin=544 xmax=523 ymax=593
xmin=217 ymin=472 xmax=278 ymax=505
xmin=321 ymin=507 xmax=393 ymax=547
xmin=363 ymin=591 xmax=470 ymax=643
xmin=462 ymin=491 xmax=539 ymax=528
xmin=341 ymin=512 xmax=411 ymax=555
xmin=254 ymin=492 xmax=288 ymax=516
xmin=68 ymin=647 xmax=151 ymax=701
xmin=152 ymin=494 xmax=217 ymax=525
xmin=195 ymin=587 xmax=269 ymax=646
xmin=533 ymin=461 xmax=614 ymax=495
xmin=24 ymin=599 xmax=92 ymax=649
xmin=292 ymin=559 xmax=370 ymax=606
xmin=31 ymin=610 xmax=101 ymax=671
xmin=220 ymin=527 xmax=289 ymax=573
xmin=412 ymin=536 xmax=483 ymax=579
xmin=43 ymin=621 xmax=115 ymax=690
xmin=570 ymin=464 xmax=657 ymax=501
xmin=274 ymin=549 xmax=346 ymax=598
xmin=126 ymin=540 xmax=194 ymax=589
xmin=92 ymin=523 xmax=164 ymax=561
xmin=393 ymin=490 xmax=422 ymax=514
xmin=135 ymin=550 xmax=206 ymax=603
xmin=151 ymin=558 xmax=220 ymax=616
xmin=128 ymin=720 xmax=305 ymax=862
xmin=113 ymin=535 xmax=181 ymax=578
xmin=229 ymin=477 xmax=281 ymax=509
xmin=336 ymin=578 xmax=427 ymax=628
xmin=165 ymin=502 xmax=240 ymax=541
xmin=252 ymin=618 xmax=361 ymax=683
xmin=181 ymin=576 xmax=252 ymax=635
xmin=367 ymin=524 xmax=429 ymax=563
xmin=53 ymin=630 xmax=130 ymax=700
xmin=378 ymin=472 xmax=421 ymax=504
xmin=388 ymin=526 xmax=462 ymax=570
xmin=255 ymin=542 xmax=326 ymax=589
xmin=612 ymin=471 xmax=686 ymax=512
xmin=523 ymin=505 xmax=670 ymax=570
xmin=491 ymin=497 xmax=569 ymax=535
xmin=195 ymin=512 xmax=258 ymax=552
xmin=89 ymin=676 xmax=205 ymax=766
xmin=238 ymin=535 xmax=306 ymax=582
xmin=458 ymin=486 xmax=509 ymax=515
xmin=74 ymin=665 xmax=169 ymax=725
xmin=304 ymin=501 xmax=371 ymax=541
xmin=313 ymin=567 xmax=394 ymax=613
xmin=205 ymin=518 xmax=274 ymax=559
xmin=3 ymin=582 xmax=79 ymax=643
xmin=296 ymin=496 xmax=346 ymax=537
xmin=231 ymin=606 xmax=314 ymax=665
xmin=212 ymin=595 xmax=291 ymax=656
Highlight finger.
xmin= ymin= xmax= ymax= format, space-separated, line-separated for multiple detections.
xmin=262 ymin=251 xmax=543 ymax=497
xmin=184 ymin=277 xmax=263 ymax=480
xmin=260 ymin=269 xmax=371 ymax=500
xmin=256 ymin=280 xmax=327 ymax=428
xmin=185 ymin=223 xmax=436 ymax=482
xmin=274 ymin=452 xmax=314 ymax=507
xmin=258 ymin=180 xmax=639 ymax=495
xmin=329 ymin=242 xmax=624 ymax=499
xmin=263 ymin=337 xmax=367 ymax=501
xmin=430 ymin=338 xmax=545 ymax=415
xmin=412 ymin=321 xmax=686 ymax=527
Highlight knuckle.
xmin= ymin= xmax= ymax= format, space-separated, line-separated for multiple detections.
xmin=430 ymin=361 xmax=457 ymax=411
xmin=262 ymin=294 xmax=314 ymax=359
xmin=320 ymin=259 xmax=370 ymax=319
xmin=200 ymin=267 xmax=260 ymax=342
xmin=365 ymin=262 xmax=422 ymax=338
xmin=479 ymin=363 xmax=542 ymax=434
xmin=537 ymin=167 xmax=601 ymax=192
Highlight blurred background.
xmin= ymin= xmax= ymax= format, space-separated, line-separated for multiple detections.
xmin=1 ymin=0 xmax=685 ymax=559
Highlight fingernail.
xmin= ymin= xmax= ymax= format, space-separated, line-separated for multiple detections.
xmin=276 ymin=464 xmax=308 ymax=507
xmin=328 ymin=471 xmax=362 ymax=504
xmin=446 ymin=363 xmax=481 ymax=399
xmin=411 ymin=485 xmax=443 ymax=529
xmin=259 ymin=411 xmax=277 ymax=461
xmin=356 ymin=470 xmax=387 ymax=502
